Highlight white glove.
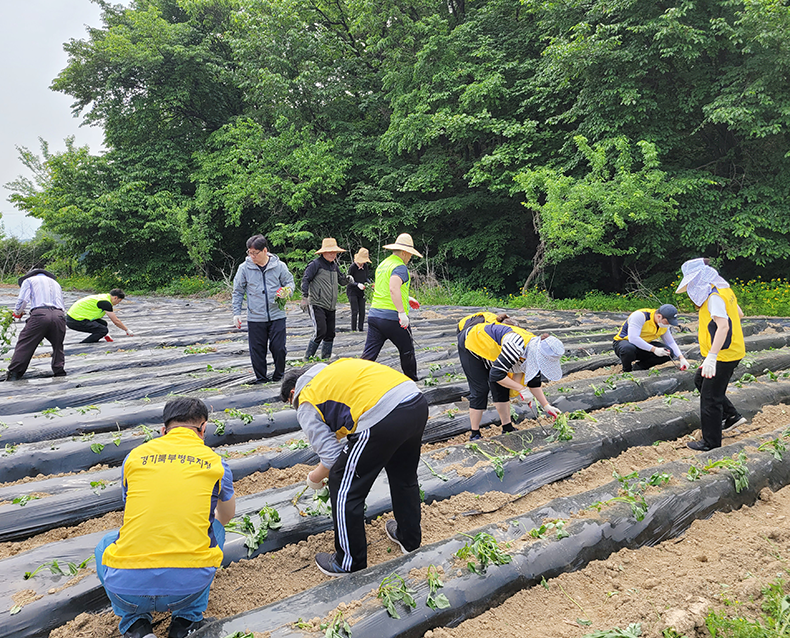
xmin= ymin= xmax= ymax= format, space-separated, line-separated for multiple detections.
xmin=701 ymin=352 xmax=717 ymax=378
xmin=233 ymin=315 xmax=242 ymax=329
xmin=543 ymin=404 xmax=561 ymax=419
xmin=652 ymin=347 xmax=670 ymax=357
xmin=357 ymin=283 xmax=365 ymax=290
xmin=125 ymin=330 xmax=134 ymax=337
xmin=679 ymin=356 xmax=689 ymax=371
xmin=306 ymin=474 xmax=325 ymax=490
xmin=398 ymin=312 xmax=410 ymax=328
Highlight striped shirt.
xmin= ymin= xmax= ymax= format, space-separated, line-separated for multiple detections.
xmin=15 ymin=275 xmax=65 ymax=313
xmin=488 ymin=332 xmax=526 ymax=382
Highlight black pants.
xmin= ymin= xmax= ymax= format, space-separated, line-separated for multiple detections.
xmin=612 ymin=339 xmax=669 ymax=371
xmin=248 ymin=318 xmax=286 ymax=382
xmin=66 ymin=316 xmax=108 ymax=342
xmin=329 ymin=393 xmax=428 ymax=572
xmin=308 ymin=305 xmax=336 ymax=344
xmin=8 ymin=308 xmax=66 ymax=376
xmin=361 ymin=316 xmax=417 ymax=381
xmin=695 ymin=358 xmax=741 ymax=448
xmin=349 ymin=294 xmax=366 ymax=331
xmin=457 ymin=330 xmax=509 ymax=409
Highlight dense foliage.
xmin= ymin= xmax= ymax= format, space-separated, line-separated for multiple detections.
xmin=6 ymin=0 xmax=790 ymax=293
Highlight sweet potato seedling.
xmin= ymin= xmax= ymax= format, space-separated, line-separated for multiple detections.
xmin=225 ymin=506 xmax=282 ymax=556
xmin=305 ymin=485 xmax=332 ymax=517
xmin=465 ymin=442 xmax=508 ymax=480
xmin=283 ymin=439 xmax=309 ymax=450
xmin=686 ymin=465 xmax=702 ymax=482
xmin=758 ymin=438 xmax=786 ymax=461
xmin=455 ymin=531 xmax=512 ymax=573
xmin=426 ymin=564 xmax=450 ymax=610
xmin=703 ymin=452 xmax=749 ymax=493
xmin=528 ymin=519 xmax=569 ymax=540
xmin=12 ymin=495 xmax=39 ymax=506
xmin=225 ymin=407 xmax=254 ymax=425
xmin=663 ymin=393 xmax=689 ymax=406
xmin=224 ymin=632 xmax=254 ymax=638
xmin=211 ymin=419 xmax=226 ymax=436
xmin=377 ymin=573 xmax=417 ymax=619
xmin=24 ymin=556 xmax=94 ymax=580
xmin=322 ymin=610 xmax=352 ymax=638
xmin=90 ymin=443 xmax=105 ymax=454
xmin=546 ymin=413 xmax=575 ymax=443
xmin=421 ymin=458 xmax=449 ymax=481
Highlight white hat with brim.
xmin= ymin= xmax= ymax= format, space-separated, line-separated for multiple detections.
xmin=315 ymin=238 xmax=346 ymax=254
xmin=383 ymin=233 xmax=423 ymax=258
xmin=675 ymin=258 xmax=708 ymax=294
xmin=520 ymin=335 xmax=564 ymax=383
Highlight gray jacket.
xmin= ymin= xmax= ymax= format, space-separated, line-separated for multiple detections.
xmin=232 ymin=254 xmax=295 ymax=322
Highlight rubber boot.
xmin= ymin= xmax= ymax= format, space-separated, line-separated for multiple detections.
xmin=304 ymin=339 xmax=320 ymax=360
xmin=321 ymin=340 xmax=333 ymax=360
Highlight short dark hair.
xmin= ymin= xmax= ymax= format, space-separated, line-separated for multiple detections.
xmin=246 ymin=235 xmax=269 ymax=251
xmin=280 ymin=366 xmax=314 ymax=403
xmin=110 ymin=288 xmax=126 ymax=299
xmin=163 ymin=397 xmax=208 ymax=429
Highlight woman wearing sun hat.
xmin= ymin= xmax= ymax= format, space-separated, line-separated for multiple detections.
xmin=361 ymin=233 xmax=422 ymax=380
xmin=301 ymin=238 xmax=348 ymax=360
xmin=347 ymin=248 xmax=373 ymax=332
xmin=458 ymin=320 xmax=564 ymax=440
xmin=676 ymin=258 xmax=747 ymax=451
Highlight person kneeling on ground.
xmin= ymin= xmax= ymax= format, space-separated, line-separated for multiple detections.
xmin=95 ymin=397 xmax=235 ymax=638
xmin=66 ymin=289 xmax=133 ymax=343
xmin=612 ymin=304 xmax=689 ymax=372
xmin=281 ymin=358 xmax=427 ymax=576
xmin=458 ymin=320 xmax=565 ymax=440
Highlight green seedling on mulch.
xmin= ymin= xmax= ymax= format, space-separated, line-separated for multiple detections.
xmin=421 ymin=458 xmax=449 ymax=481
xmin=423 ymin=376 xmax=438 ymax=387
xmin=137 ymin=424 xmax=157 ymax=442
xmin=293 ymin=618 xmax=312 ymax=629
xmin=284 ymin=439 xmax=309 ymax=450
xmin=322 ymin=610 xmax=352 ymax=638
xmin=647 ymin=472 xmax=671 ymax=487
xmin=75 ymin=405 xmax=100 ymax=415
xmin=184 ymin=344 xmax=216 ymax=354
xmin=225 ymin=506 xmax=282 ymax=556
xmin=581 ymin=623 xmax=642 ymax=638
xmin=225 ymin=408 xmax=254 ymax=425
xmin=604 ymin=375 xmax=618 ymax=390
xmin=206 ymin=364 xmax=233 ymax=373
xmin=262 ymin=403 xmax=276 ymax=422
xmin=758 ymin=437 xmax=787 ymax=461
xmin=211 ymin=419 xmax=226 ymax=436
xmin=620 ymin=371 xmax=641 ymax=385
xmin=529 ymin=519 xmax=569 ymax=540
xmin=259 ymin=505 xmax=282 ymax=531
xmin=703 ymin=452 xmax=749 ymax=493
xmin=491 ymin=440 xmax=533 ymax=461
xmin=24 ymin=555 xmax=94 ymax=580
xmin=90 ymin=442 xmax=105 ymax=454
xmin=567 ymin=409 xmax=596 ymax=422
xmin=546 ymin=413 xmax=575 ymax=443
xmin=741 ymin=355 xmax=757 ymax=369
xmin=41 ymin=407 xmax=62 ymax=418
xmin=377 ymin=573 xmax=417 ymax=619
xmin=455 ymin=531 xmax=512 ymax=573
xmin=444 ymin=372 xmax=465 ymax=382
xmin=686 ymin=465 xmax=702 ymax=482
xmin=112 ymin=428 xmax=122 ymax=447
xmin=3 ymin=443 xmax=18 ymax=456
xmin=734 ymin=372 xmax=757 ymax=388
xmin=764 ymin=368 xmax=780 ymax=382
xmin=306 ymin=485 xmax=332 ymax=517
xmin=223 ymin=632 xmax=254 ymax=638
xmin=428 ymin=363 xmax=442 ymax=372
xmin=590 ymin=384 xmax=606 ymax=397
xmin=706 ymin=576 xmax=790 ymax=637
xmin=90 ymin=480 xmax=109 ymax=495
xmin=445 ymin=408 xmax=459 ymax=418
xmin=426 ymin=564 xmax=450 ymax=610
xmin=663 ymin=393 xmax=689 ymax=406
xmin=466 ymin=442 xmax=509 ymax=480
xmin=12 ymin=495 xmax=40 ymax=506
xmin=419 ymin=485 xmax=425 ymax=502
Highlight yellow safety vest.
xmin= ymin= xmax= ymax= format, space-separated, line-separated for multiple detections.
xmin=102 ymin=428 xmax=226 ymax=570
xmin=371 ymin=254 xmax=410 ymax=313
xmin=297 ymin=358 xmax=410 ymax=439
xmin=67 ymin=293 xmax=112 ymax=321
xmin=699 ymin=288 xmax=745 ymax=362
xmin=613 ymin=309 xmax=667 ymax=343
xmin=457 ymin=311 xmax=500 ymax=333
xmin=464 ymin=323 xmax=535 ymax=362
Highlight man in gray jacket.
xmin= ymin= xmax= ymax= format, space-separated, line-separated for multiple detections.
xmin=232 ymin=235 xmax=295 ymax=383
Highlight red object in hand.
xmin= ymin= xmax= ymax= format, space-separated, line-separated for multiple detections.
xmin=12 ymin=312 xmax=23 ymax=319
xmin=409 ymin=299 xmax=420 ymax=310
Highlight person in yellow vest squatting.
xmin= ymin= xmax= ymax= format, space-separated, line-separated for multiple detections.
xmin=361 ymin=233 xmax=422 ymax=380
xmin=66 ymin=289 xmax=134 ymax=342
xmin=458 ymin=321 xmax=565 ymax=440
xmin=612 ymin=304 xmax=690 ymax=372
xmin=280 ymin=358 xmax=428 ymax=576
xmin=94 ymin=398 xmax=235 ymax=638
xmin=456 ymin=311 xmax=518 ymax=334
xmin=676 ymin=258 xmax=747 ymax=451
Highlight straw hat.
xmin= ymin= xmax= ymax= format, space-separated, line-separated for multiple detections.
xmin=315 ymin=238 xmax=346 ymax=254
xmin=353 ymin=248 xmax=371 ymax=264
xmin=383 ymin=233 xmax=423 ymax=258
xmin=520 ymin=335 xmax=564 ymax=382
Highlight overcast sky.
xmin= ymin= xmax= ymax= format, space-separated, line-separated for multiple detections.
xmin=0 ymin=0 xmax=106 ymax=239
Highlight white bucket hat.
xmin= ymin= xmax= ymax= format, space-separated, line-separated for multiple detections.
xmin=675 ymin=258 xmax=729 ymax=307
xmin=520 ymin=335 xmax=564 ymax=382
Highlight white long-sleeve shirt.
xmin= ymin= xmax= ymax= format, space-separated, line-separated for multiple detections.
xmin=626 ymin=311 xmax=681 ymax=358
xmin=14 ymin=274 xmax=65 ymax=313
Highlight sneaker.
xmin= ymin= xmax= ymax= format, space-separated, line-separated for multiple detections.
xmin=385 ymin=519 xmax=409 ymax=555
xmin=501 ymin=423 xmax=517 ymax=434
xmin=469 ymin=430 xmax=482 ymax=441
xmin=124 ymin=618 xmax=157 ymax=638
xmin=687 ymin=440 xmax=713 ymax=452
xmin=315 ymin=552 xmax=349 ymax=577
xmin=4 ymin=372 xmax=23 ymax=382
xmin=104 ymin=335 xmax=114 ymax=342
xmin=722 ymin=414 xmax=747 ymax=432
xmin=168 ymin=616 xmax=214 ymax=638
xmin=52 ymin=370 xmax=67 ymax=377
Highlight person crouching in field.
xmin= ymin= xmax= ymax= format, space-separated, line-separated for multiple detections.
xmin=66 ymin=289 xmax=133 ymax=342
xmin=281 ymin=358 xmax=427 ymax=576
xmin=612 ymin=304 xmax=689 ymax=372
xmin=676 ymin=259 xmax=747 ymax=451
xmin=94 ymin=398 xmax=235 ymax=638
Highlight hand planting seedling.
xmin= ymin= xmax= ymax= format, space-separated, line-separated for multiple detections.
xmin=703 ymin=452 xmax=749 ymax=493
xmin=425 ymin=564 xmax=450 ymax=610
xmin=12 ymin=495 xmax=40 ymax=506
xmin=528 ymin=519 xmax=569 ymax=540
xmin=225 ymin=408 xmax=254 ymax=425
xmin=758 ymin=437 xmax=787 ymax=460
xmin=377 ymin=573 xmax=417 ymax=619
xmin=455 ymin=531 xmax=512 ymax=573
xmin=24 ymin=555 xmax=94 ymax=580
